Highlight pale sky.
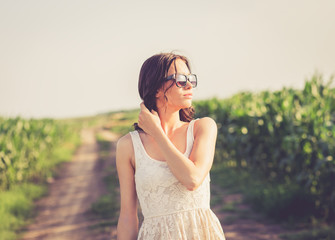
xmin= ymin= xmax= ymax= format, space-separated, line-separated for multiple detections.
xmin=1 ymin=0 xmax=334 ymax=119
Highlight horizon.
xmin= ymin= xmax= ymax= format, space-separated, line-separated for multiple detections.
xmin=1 ymin=0 xmax=334 ymax=119
xmin=1 ymin=72 xmax=332 ymax=120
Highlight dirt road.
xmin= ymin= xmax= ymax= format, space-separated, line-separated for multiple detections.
xmin=21 ymin=128 xmax=114 ymax=240
xmin=211 ymin=184 xmax=286 ymax=240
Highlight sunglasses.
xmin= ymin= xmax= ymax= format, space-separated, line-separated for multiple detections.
xmin=165 ymin=73 xmax=198 ymax=88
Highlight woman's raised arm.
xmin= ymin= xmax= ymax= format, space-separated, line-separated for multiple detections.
xmin=155 ymin=117 xmax=217 ymax=191
xmin=138 ymin=103 xmax=217 ymax=191
xmin=116 ymin=134 xmax=139 ymax=240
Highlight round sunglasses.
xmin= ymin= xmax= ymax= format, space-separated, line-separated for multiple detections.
xmin=165 ymin=73 xmax=197 ymax=88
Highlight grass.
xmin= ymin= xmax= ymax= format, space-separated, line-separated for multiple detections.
xmin=90 ymin=132 xmax=120 ymax=234
xmin=222 ymin=215 xmax=239 ymax=225
xmin=211 ymin=163 xmax=251 ymax=191
xmin=279 ymin=225 xmax=335 ymax=240
xmin=108 ymin=110 xmax=139 ymax=136
xmin=210 ymin=194 xmax=222 ymax=206
xmin=29 ymin=133 xmax=81 ymax=182
xmin=110 ymin=124 xmax=134 ymax=136
xmin=221 ymin=201 xmax=238 ymax=213
xmin=212 ymin=163 xmax=314 ymax=222
xmin=91 ymin=193 xmax=119 ymax=224
xmin=0 ymin=128 xmax=81 ymax=240
xmin=211 ymin=161 xmax=335 ymax=239
xmin=0 ymin=184 xmax=46 ymax=240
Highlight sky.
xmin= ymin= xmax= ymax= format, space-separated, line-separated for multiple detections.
xmin=0 ymin=0 xmax=334 ymax=119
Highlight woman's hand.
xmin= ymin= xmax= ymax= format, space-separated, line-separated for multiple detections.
xmin=138 ymin=102 xmax=162 ymax=136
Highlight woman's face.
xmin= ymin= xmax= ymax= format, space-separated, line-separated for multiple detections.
xmin=156 ymin=58 xmax=194 ymax=110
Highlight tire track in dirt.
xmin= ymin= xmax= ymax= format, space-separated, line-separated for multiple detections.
xmin=20 ymin=128 xmax=113 ymax=240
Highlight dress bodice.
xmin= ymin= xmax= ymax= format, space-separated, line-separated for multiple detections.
xmin=129 ymin=119 xmax=211 ymax=219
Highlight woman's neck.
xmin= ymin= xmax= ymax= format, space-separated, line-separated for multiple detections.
xmin=157 ymin=106 xmax=183 ymax=136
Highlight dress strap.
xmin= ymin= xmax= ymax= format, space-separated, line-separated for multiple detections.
xmin=129 ymin=131 xmax=142 ymax=169
xmin=185 ymin=119 xmax=198 ymax=156
xmin=189 ymin=118 xmax=198 ymax=142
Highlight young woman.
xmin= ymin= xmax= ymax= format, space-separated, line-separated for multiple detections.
xmin=116 ymin=52 xmax=226 ymax=239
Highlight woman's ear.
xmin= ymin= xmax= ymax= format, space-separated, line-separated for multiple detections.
xmin=156 ymin=88 xmax=163 ymax=98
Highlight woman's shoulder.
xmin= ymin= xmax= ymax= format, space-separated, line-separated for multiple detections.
xmin=116 ymin=132 xmax=136 ymax=167
xmin=116 ymin=132 xmax=134 ymax=151
xmin=193 ymin=117 xmax=217 ymax=136
xmin=194 ymin=117 xmax=217 ymax=129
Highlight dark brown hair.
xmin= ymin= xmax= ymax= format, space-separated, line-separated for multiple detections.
xmin=134 ymin=52 xmax=195 ymax=131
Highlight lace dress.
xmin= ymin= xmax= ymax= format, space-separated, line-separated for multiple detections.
xmin=129 ymin=119 xmax=226 ymax=240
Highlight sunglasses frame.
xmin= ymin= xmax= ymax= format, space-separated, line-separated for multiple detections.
xmin=165 ymin=73 xmax=198 ymax=88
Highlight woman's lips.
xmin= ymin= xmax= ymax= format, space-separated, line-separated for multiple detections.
xmin=184 ymin=93 xmax=193 ymax=98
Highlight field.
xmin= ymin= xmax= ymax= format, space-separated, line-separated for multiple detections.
xmin=0 ymin=73 xmax=334 ymax=239
xmin=194 ymin=73 xmax=335 ymax=225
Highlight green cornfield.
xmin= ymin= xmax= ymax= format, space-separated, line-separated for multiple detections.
xmin=0 ymin=116 xmax=82 ymax=239
xmin=0 ymin=117 xmax=79 ymax=190
xmin=194 ymin=73 xmax=335 ymax=223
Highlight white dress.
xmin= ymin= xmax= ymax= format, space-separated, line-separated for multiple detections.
xmin=129 ymin=119 xmax=226 ymax=240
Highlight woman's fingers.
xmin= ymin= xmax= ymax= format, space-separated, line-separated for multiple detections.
xmin=138 ymin=102 xmax=161 ymax=136
xmin=140 ymin=102 xmax=145 ymax=110
xmin=140 ymin=102 xmax=150 ymax=113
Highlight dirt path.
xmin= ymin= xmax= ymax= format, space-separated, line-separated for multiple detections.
xmin=211 ymin=184 xmax=287 ymax=240
xmin=20 ymin=128 xmax=115 ymax=240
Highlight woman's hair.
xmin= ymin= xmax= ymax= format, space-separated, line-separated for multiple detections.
xmin=134 ymin=52 xmax=195 ymax=131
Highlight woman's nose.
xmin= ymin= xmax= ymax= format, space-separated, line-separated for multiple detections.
xmin=185 ymin=79 xmax=193 ymax=89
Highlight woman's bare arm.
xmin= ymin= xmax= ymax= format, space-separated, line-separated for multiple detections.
xmin=116 ymin=134 xmax=139 ymax=240
xmin=155 ymin=117 xmax=217 ymax=191
xmin=138 ymin=103 xmax=217 ymax=191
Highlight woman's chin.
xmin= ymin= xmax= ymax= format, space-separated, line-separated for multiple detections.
xmin=166 ymin=99 xmax=192 ymax=110
xmin=181 ymin=100 xmax=192 ymax=108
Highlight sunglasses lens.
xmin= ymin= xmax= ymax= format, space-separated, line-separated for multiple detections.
xmin=175 ymin=75 xmax=187 ymax=87
xmin=189 ymin=75 xmax=197 ymax=87
xmin=172 ymin=74 xmax=197 ymax=88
